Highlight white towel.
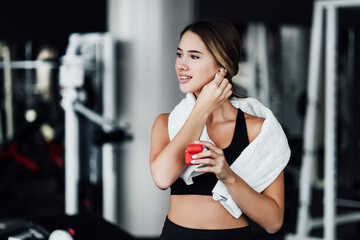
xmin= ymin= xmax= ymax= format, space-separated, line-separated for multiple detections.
xmin=168 ymin=93 xmax=290 ymax=218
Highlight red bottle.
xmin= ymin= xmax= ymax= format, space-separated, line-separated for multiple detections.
xmin=185 ymin=144 xmax=208 ymax=165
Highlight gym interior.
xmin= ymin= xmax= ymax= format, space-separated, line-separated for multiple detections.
xmin=1 ymin=0 xmax=360 ymax=239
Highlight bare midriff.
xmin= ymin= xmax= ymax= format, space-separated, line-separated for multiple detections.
xmin=168 ymin=195 xmax=249 ymax=229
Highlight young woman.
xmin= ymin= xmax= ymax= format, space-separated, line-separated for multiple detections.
xmin=149 ymin=19 xmax=289 ymax=240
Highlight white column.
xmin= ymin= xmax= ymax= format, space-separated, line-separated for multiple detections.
xmin=246 ymin=24 xmax=257 ymax=99
xmin=0 ymin=44 xmax=14 ymax=141
xmin=107 ymin=0 xmax=194 ymax=237
xmin=324 ymin=5 xmax=337 ymax=240
xmin=62 ymin=88 xmax=80 ymax=215
xmin=102 ymin=34 xmax=118 ymax=224
xmin=257 ymin=24 xmax=270 ymax=107
xmin=296 ymin=2 xmax=324 ymax=237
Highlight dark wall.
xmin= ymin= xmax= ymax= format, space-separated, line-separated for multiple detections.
xmin=195 ymin=0 xmax=314 ymax=26
xmin=0 ymin=0 xmax=107 ymax=54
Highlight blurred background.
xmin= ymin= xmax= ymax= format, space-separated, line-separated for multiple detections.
xmin=0 ymin=0 xmax=360 ymax=239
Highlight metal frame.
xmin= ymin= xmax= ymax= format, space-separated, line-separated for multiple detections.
xmin=0 ymin=44 xmax=14 ymax=143
xmin=285 ymin=1 xmax=360 ymax=239
xmin=0 ymin=60 xmax=58 ymax=69
xmin=246 ymin=23 xmax=270 ymax=106
xmin=60 ymin=33 xmax=118 ymax=224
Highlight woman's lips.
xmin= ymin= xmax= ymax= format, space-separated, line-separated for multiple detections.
xmin=179 ymin=75 xmax=192 ymax=84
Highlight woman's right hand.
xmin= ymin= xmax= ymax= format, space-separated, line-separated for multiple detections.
xmin=195 ymin=68 xmax=233 ymax=114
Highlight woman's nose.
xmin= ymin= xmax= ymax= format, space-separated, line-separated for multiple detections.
xmin=176 ymin=58 xmax=189 ymax=71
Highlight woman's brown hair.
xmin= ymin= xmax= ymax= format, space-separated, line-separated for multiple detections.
xmin=180 ymin=19 xmax=244 ymax=98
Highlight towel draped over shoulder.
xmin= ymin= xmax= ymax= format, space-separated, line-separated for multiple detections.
xmin=168 ymin=93 xmax=290 ymax=218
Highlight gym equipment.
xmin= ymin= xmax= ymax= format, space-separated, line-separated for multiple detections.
xmin=60 ymin=33 xmax=132 ymax=224
xmin=285 ymin=1 xmax=360 ymax=239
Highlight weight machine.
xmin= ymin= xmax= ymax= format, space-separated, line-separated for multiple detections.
xmin=285 ymin=1 xmax=360 ymax=239
xmin=60 ymin=33 xmax=131 ymax=224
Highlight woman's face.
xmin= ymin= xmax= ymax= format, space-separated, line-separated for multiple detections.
xmin=175 ymin=31 xmax=220 ymax=96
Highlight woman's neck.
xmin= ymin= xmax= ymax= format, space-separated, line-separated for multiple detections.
xmin=192 ymin=92 xmax=237 ymax=124
xmin=206 ymin=100 xmax=237 ymax=125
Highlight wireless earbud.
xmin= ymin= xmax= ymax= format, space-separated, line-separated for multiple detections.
xmin=215 ymin=68 xmax=227 ymax=78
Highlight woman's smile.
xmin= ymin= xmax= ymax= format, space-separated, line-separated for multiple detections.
xmin=179 ymin=74 xmax=193 ymax=84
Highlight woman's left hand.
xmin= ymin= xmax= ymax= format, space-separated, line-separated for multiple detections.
xmin=191 ymin=140 xmax=235 ymax=184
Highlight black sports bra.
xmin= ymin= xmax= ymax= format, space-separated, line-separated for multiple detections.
xmin=170 ymin=109 xmax=250 ymax=195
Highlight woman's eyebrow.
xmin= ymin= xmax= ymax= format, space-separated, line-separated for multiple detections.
xmin=177 ymin=47 xmax=203 ymax=54
xmin=188 ymin=50 xmax=203 ymax=54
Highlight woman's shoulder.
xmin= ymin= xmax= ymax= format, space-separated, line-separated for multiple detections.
xmin=151 ymin=113 xmax=170 ymax=142
xmin=244 ymin=113 xmax=265 ymax=143
xmin=152 ymin=113 xmax=170 ymax=130
xmin=155 ymin=113 xmax=170 ymax=122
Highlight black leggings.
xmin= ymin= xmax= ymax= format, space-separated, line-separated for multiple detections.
xmin=159 ymin=216 xmax=252 ymax=240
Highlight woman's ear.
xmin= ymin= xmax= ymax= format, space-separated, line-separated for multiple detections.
xmin=214 ymin=67 xmax=227 ymax=78
xmin=218 ymin=67 xmax=227 ymax=73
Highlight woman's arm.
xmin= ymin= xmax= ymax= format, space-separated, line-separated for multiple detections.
xmin=149 ymin=107 xmax=209 ymax=190
xmin=149 ymin=69 xmax=232 ymax=190
xmin=225 ymin=170 xmax=284 ymax=234
xmin=225 ymin=117 xmax=284 ymax=233
xmin=192 ymin=117 xmax=285 ymax=233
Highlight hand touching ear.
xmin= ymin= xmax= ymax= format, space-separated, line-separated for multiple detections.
xmin=196 ymin=68 xmax=232 ymax=114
